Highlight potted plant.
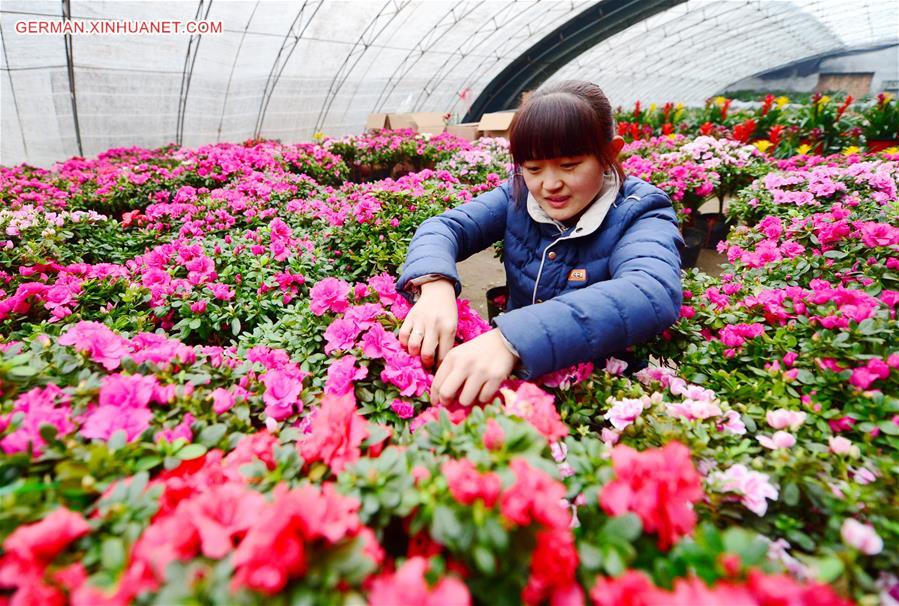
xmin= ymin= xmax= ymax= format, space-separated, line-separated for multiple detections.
xmin=862 ymin=92 xmax=899 ymax=152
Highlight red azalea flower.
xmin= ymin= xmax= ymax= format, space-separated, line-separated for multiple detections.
xmin=599 ymin=442 xmax=704 ymax=550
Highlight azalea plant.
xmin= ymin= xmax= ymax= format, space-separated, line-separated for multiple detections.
xmin=2 ymin=119 xmax=898 ymax=604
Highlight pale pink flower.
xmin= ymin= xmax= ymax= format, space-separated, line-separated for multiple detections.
xmin=604 ymin=357 xmax=628 ymax=376
xmin=600 ymin=428 xmax=620 ymax=445
xmin=711 ymin=464 xmax=778 ymax=516
xmin=718 ymin=410 xmax=746 ymax=435
xmin=766 ymin=409 xmax=807 ymax=430
xmin=828 ymin=435 xmax=857 ymax=455
xmin=841 ymin=518 xmax=883 ymax=555
xmin=757 ymin=431 xmax=796 ymax=450
xmin=666 ymin=399 xmax=722 ymax=421
xmin=852 ymin=467 xmax=877 ymax=485
xmin=603 ymin=398 xmax=645 ymax=430
xmin=154 ymin=413 xmax=194 ymax=444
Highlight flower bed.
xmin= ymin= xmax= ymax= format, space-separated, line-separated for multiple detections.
xmin=1 ymin=130 xmax=897 ymax=604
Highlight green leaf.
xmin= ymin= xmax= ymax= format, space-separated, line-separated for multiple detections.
xmin=107 ymin=430 xmax=127 ymax=452
xmin=878 ymin=420 xmax=899 ymax=435
xmin=431 ymin=505 xmax=463 ymax=546
xmin=601 ymin=514 xmax=643 ymax=543
xmin=578 ymin=542 xmax=604 ymax=571
xmin=101 ymin=538 xmax=126 ymax=571
xmin=197 ymin=423 xmax=228 ymax=447
xmin=231 ymin=318 xmax=241 ymax=335
xmin=782 ymin=482 xmax=800 ymax=506
xmin=813 ymin=556 xmax=845 ymax=583
xmin=176 ymin=444 xmax=208 ymax=460
xmin=472 ymin=545 xmax=495 ymax=575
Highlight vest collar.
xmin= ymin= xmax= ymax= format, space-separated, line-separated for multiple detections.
xmin=526 ymin=170 xmax=620 ymax=238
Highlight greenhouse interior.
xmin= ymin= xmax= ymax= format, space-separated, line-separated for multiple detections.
xmin=1 ymin=0 xmax=898 ymax=604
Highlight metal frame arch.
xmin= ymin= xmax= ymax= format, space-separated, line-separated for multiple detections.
xmin=462 ymin=0 xmax=686 ymax=121
xmin=371 ymin=2 xmax=479 ymax=114
xmin=411 ymin=1 xmax=544 ymax=112
xmin=253 ymin=0 xmax=324 ymax=139
xmin=216 ymin=1 xmax=260 ymax=143
xmin=313 ymin=0 xmax=411 ymax=133
xmin=176 ymin=0 xmax=213 ymax=145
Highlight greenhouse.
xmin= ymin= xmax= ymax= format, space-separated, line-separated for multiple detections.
xmin=1 ymin=0 xmax=898 ymax=604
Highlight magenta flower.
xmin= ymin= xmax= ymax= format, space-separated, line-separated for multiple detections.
xmin=99 ymin=373 xmax=159 ymax=409
xmin=207 ymin=282 xmax=235 ymax=301
xmin=261 ymin=370 xmax=304 ymax=420
xmin=309 ymin=277 xmax=351 ymax=316
xmin=57 ymin=321 xmax=130 ymax=370
xmin=81 ymin=405 xmax=153 ymax=443
xmin=390 ymin=399 xmax=414 ymax=419
xmin=323 ymin=318 xmax=362 ymax=355
xmin=325 ymin=356 xmax=368 ymax=396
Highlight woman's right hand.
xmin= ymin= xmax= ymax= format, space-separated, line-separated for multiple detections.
xmin=398 ymin=279 xmax=458 ymax=369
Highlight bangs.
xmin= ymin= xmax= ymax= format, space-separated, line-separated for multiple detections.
xmin=509 ymin=93 xmax=607 ymax=164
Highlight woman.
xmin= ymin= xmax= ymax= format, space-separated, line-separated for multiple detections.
xmin=396 ymin=80 xmax=683 ymax=407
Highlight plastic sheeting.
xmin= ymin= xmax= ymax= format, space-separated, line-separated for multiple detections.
xmin=1 ymin=0 xmax=897 ymax=167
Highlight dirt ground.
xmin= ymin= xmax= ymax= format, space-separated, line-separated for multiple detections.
xmin=458 ymin=247 xmax=726 ymax=317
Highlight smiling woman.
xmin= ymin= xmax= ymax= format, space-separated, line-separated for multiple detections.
xmin=396 ymin=80 xmax=684 ymax=407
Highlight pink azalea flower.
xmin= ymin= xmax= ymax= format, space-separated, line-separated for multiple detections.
xmin=57 ymin=321 xmax=130 ymax=370
xmin=482 ymin=418 xmax=505 ymax=450
xmin=666 ymin=399 xmax=722 ymax=421
xmin=840 ymin=519 xmax=883 ymax=555
xmin=360 ymin=324 xmax=401 ymax=359
xmin=207 ymin=282 xmax=235 ymax=301
xmin=828 ymin=435 xmax=857 ymax=455
xmin=711 ymin=464 xmax=778 ymax=516
xmin=603 ymin=398 xmax=645 ymax=430
xmin=368 ymin=557 xmax=471 ymax=606
xmin=309 ymin=277 xmax=351 ymax=316
xmin=261 ymin=369 xmax=304 ymax=420
xmin=326 ymin=356 xmax=368 ymax=396
xmin=500 ymin=383 xmax=568 ymax=442
xmin=717 ymin=410 xmax=746 ymax=435
xmin=210 ymin=388 xmax=236 ymax=414
xmin=604 ymin=356 xmax=628 ymax=376
xmin=380 ymin=352 xmax=429 ymax=398
xmin=766 ymin=409 xmax=807 ymax=430
xmin=154 ymin=413 xmax=195 ymax=444
xmin=99 ymin=373 xmax=159 ymax=409
xmin=323 ymin=318 xmax=362 ymax=355
xmin=81 ymin=405 xmax=153 ymax=443
xmin=757 ymin=431 xmax=796 ymax=450
xmin=390 ymin=399 xmax=414 ymax=419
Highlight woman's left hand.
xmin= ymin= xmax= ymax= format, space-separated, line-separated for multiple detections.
xmin=430 ymin=329 xmax=518 ymax=406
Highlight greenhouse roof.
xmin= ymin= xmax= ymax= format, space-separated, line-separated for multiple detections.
xmin=2 ymin=0 xmax=897 ymax=167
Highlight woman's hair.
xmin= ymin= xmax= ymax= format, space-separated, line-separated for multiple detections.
xmin=508 ymin=80 xmax=625 ymax=202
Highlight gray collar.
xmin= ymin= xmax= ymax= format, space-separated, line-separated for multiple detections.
xmin=526 ymin=170 xmax=620 ymax=237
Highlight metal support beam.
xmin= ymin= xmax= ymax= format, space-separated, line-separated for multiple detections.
xmin=463 ymin=0 xmax=686 ymax=122
xmin=62 ymin=0 xmax=83 ymax=157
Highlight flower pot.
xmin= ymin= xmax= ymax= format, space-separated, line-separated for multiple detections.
xmin=679 ymin=227 xmax=704 ymax=269
xmin=486 ymin=285 xmax=508 ymax=322
xmin=866 ymin=139 xmax=898 ymax=153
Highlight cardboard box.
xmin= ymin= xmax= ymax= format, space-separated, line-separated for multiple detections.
xmin=408 ymin=112 xmax=447 ymax=135
xmin=365 ymin=113 xmax=389 ymax=131
xmin=477 ymin=111 xmax=516 ymax=138
xmin=365 ymin=111 xmax=448 ymax=134
xmin=445 ymin=122 xmax=480 ymax=142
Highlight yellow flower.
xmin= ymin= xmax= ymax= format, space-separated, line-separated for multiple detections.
xmin=649 ymin=103 xmax=657 ymax=114
xmin=666 ymin=133 xmax=678 ymax=140
xmin=818 ymin=95 xmax=831 ymax=106
xmin=842 ymin=146 xmax=860 ymax=155
xmin=312 ymin=131 xmax=325 ymax=141
xmin=885 ymin=146 xmax=899 ymax=154
xmin=714 ymin=96 xmax=727 ymax=107
xmin=797 ymin=144 xmax=812 ymax=155
xmin=754 ymin=140 xmax=773 ymax=152
xmin=776 ymin=96 xmax=789 ymax=107
xmin=674 ymin=103 xmax=684 ymax=121
xmin=883 ymin=93 xmax=895 ymax=102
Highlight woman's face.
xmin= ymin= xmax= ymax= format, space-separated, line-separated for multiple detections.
xmin=520 ymin=154 xmax=605 ymax=223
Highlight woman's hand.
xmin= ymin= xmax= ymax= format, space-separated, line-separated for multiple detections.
xmin=430 ymin=329 xmax=518 ymax=406
xmin=398 ymin=279 xmax=458 ymax=369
